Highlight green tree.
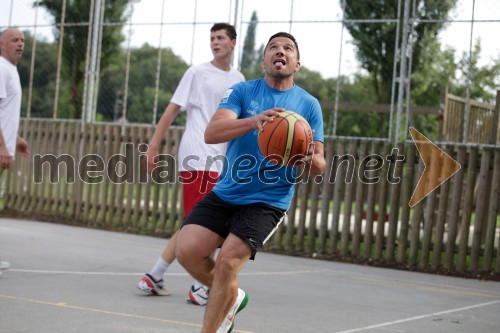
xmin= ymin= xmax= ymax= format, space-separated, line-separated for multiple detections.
xmin=37 ymin=0 xmax=129 ymax=119
xmin=18 ymin=31 xmax=60 ymax=118
xmin=342 ymin=0 xmax=458 ymax=103
xmin=453 ymin=40 xmax=500 ymax=104
xmin=240 ymin=11 xmax=259 ymax=77
xmin=98 ymin=43 xmax=189 ymax=123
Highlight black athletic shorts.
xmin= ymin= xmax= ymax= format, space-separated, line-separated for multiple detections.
xmin=182 ymin=191 xmax=286 ymax=260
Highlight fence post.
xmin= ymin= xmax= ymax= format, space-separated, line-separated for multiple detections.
xmin=438 ymin=86 xmax=448 ymax=141
xmin=490 ymin=90 xmax=500 ymax=144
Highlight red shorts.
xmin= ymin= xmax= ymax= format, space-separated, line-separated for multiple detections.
xmin=180 ymin=171 xmax=219 ymax=216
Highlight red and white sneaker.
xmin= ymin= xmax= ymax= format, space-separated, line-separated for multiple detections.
xmin=187 ymin=284 xmax=209 ymax=306
xmin=216 ymin=288 xmax=248 ymax=333
xmin=137 ymin=273 xmax=171 ymax=296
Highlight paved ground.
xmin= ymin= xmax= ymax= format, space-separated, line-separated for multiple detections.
xmin=1 ymin=217 xmax=499 ymax=333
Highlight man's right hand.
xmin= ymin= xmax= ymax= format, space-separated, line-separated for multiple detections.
xmin=143 ymin=145 xmax=160 ymax=174
xmin=0 ymin=145 xmax=12 ymax=170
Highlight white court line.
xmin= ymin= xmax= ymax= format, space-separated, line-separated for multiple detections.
xmin=8 ymin=268 xmax=327 ymax=276
xmin=334 ymin=300 xmax=500 ymax=333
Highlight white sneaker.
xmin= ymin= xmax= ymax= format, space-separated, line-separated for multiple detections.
xmin=0 ymin=261 xmax=10 ymax=270
xmin=216 ymin=288 xmax=249 ymax=333
xmin=187 ymin=284 xmax=209 ymax=306
xmin=137 ymin=273 xmax=171 ymax=296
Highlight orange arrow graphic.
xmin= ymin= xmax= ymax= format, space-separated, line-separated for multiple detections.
xmin=408 ymin=127 xmax=461 ymax=207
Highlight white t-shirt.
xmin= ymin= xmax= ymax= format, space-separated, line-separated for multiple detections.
xmin=0 ymin=56 xmax=22 ymax=157
xmin=171 ymin=61 xmax=244 ymax=172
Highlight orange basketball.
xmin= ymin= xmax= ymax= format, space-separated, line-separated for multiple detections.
xmin=258 ymin=111 xmax=313 ymax=166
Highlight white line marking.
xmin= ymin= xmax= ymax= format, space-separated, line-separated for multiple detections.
xmin=334 ymin=301 xmax=500 ymax=333
xmin=8 ymin=268 xmax=327 ymax=276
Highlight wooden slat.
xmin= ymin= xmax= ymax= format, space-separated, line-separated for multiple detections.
xmin=329 ymin=140 xmax=346 ymax=254
xmin=90 ymin=124 xmax=104 ymax=226
xmin=317 ymin=140 xmax=335 ymax=254
xmin=431 ymin=145 xmax=453 ymax=269
xmin=483 ymin=149 xmax=500 ymax=270
xmin=443 ymin=147 xmax=467 ymax=269
xmin=419 ymin=142 xmax=441 ymax=269
xmin=397 ymin=144 xmax=415 ymax=263
xmin=123 ymin=127 xmax=137 ymax=229
xmin=352 ymin=141 xmax=368 ymax=257
xmin=167 ymin=128 xmax=183 ymax=232
xmin=363 ymin=141 xmax=380 ymax=259
xmin=285 ymin=184 xmax=299 ymax=252
xmin=132 ymin=127 xmax=143 ymax=231
xmin=408 ymin=157 xmax=425 ymax=266
xmin=108 ymin=125 xmax=122 ymax=228
xmin=139 ymin=127 xmax=151 ymax=231
xmin=55 ymin=121 xmax=65 ymax=216
xmin=469 ymin=148 xmax=492 ymax=270
xmin=374 ymin=142 xmax=390 ymax=260
xmin=295 ymin=181 xmax=309 ymax=252
xmin=148 ymin=129 xmax=162 ymax=233
xmin=306 ymin=180 xmax=321 ymax=256
xmin=457 ymin=147 xmax=478 ymax=272
xmin=340 ymin=140 xmax=357 ymax=256
xmin=44 ymin=121 xmax=57 ymax=214
xmin=31 ymin=121 xmax=45 ymax=213
xmin=71 ymin=122 xmax=84 ymax=220
xmin=386 ymin=143 xmax=404 ymax=262
xmin=157 ymin=128 xmax=174 ymax=233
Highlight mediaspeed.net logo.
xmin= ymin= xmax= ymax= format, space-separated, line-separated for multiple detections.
xmin=31 ymin=128 xmax=461 ymax=207
xmin=408 ymin=127 xmax=461 ymax=207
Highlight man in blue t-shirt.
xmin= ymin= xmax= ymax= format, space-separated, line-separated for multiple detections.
xmin=176 ymin=32 xmax=326 ymax=333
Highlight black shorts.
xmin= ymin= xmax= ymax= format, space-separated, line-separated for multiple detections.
xmin=182 ymin=192 xmax=286 ymax=260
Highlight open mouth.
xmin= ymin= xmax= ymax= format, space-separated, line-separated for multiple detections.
xmin=273 ymin=59 xmax=286 ymax=66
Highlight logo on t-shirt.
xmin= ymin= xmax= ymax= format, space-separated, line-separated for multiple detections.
xmin=220 ymin=89 xmax=233 ymax=104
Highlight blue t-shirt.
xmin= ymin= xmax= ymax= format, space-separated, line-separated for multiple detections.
xmin=213 ymin=78 xmax=324 ymax=210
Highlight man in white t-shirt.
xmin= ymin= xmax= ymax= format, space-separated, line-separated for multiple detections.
xmin=137 ymin=23 xmax=244 ymax=304
xmin=0 ymin=27 xmax=30 ymax=276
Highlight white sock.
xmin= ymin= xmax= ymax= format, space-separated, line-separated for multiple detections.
xmin=149 ymin=257 xmax=170 ymax=281
xmin=192 ymin=279 xmax=204 ymax=289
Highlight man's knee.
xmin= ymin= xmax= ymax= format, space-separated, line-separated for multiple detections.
xmin=174 ymin=229 xmax=190 ymax=265
xmin=175 ymin=225 xmax=216 ymax=266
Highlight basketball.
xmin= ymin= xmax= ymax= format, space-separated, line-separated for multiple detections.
xmin=258 ymin=111 xmax=313 ymax=166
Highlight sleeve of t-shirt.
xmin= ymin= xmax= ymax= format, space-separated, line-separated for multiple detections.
xmin=0 ymin=68 xmax=8 ymax=99
xmin=308 ymin=98 xmax=325 ymax=143
xmin=217 ymin=82 xmax=245 ymax=117
xmin=170 ymin=67 xmax=196 ymax=110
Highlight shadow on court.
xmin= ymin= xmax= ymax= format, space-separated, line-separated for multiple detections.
xmin=1 ymin=218 xmax=499 ymax=333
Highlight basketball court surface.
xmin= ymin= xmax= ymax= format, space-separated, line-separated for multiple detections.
xmin=1 ymin=217 xmax=499 ymax=333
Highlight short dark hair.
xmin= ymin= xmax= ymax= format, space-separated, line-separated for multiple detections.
xmin=211 ymin=23 xmax=237 ymax=40
xmin=264 ymin=32 xmax=300 ymax=60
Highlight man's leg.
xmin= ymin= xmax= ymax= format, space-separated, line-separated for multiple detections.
xmin=200 ymin=233 xmax=251 ymax=333
xmin=137 ymin=230 xmax=180 ymax=295
xmin=176 ymin=224 xmax=224 ymax=288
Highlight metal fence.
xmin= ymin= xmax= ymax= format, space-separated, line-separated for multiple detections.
xmin=2 ymin=1 xmax=500 ymax=278
xmin=2 ymin=0 xmax=500 ymax=141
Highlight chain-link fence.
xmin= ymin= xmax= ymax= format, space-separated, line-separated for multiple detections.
xmin=2 ymin=0 xmax=499 ymax=142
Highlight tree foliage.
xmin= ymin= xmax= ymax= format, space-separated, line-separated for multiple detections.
xmin=36 ymin=0 xmax=129 ymax=119
xmin=18 ymin=32 xmax=60 ymax=118
xmin=342 ymin=0 xmax=458 ymax=103
xmin=240 ymin=11 xmax=266 ymax=80
xmin=453 ymin=40 xmax=500 ymax=104
xmin=240 ymin=11 xmax=259 ymax=74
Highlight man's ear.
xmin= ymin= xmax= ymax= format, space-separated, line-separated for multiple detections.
xmin=294 ymin=61 xmax=301 ymax=73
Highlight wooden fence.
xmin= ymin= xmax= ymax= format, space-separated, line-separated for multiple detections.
xmin=440 ymin=89 xmax=500 ymax=145
xmin=2 ymin=119 xmax=500 ymax=278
